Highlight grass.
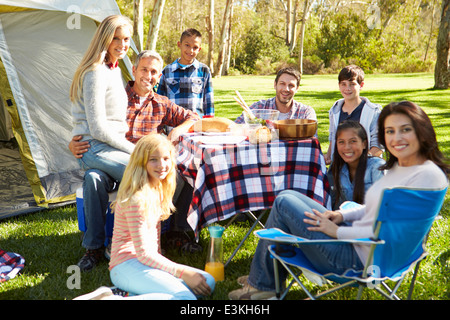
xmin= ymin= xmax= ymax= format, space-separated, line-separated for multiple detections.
xmin=0 ymin=73 xmax=449 ymax=301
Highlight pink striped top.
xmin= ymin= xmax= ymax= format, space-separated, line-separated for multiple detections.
xmin=109 ymin=199 xmax=181 ymax=277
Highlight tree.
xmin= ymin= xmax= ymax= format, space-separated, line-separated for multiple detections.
xmin=146 ymin=0 xmax=166 ymax=51
xmin=297 ymin=0 xmax=311 ymax=73
xmin=214 ymin=0 xmax=234 ymax=77
xmin=206 ymin=0 xmax=215 ymax=73
xmin=435 ymin=0 xmax=450 ymax=89
xmin=133 ymin=0 xmax=144 ymax=52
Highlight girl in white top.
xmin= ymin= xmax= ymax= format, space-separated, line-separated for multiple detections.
xmin=70 ymin=15 xmax=134 ymax=181
xmin=230 ymin=101 xmax=449 ymax=299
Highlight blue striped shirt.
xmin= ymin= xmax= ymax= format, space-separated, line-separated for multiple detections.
xmin=157 ymin=58 xmax=214 ymax=117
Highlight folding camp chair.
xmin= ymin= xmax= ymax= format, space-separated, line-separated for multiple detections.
xmin=255 ymin=186 xmax=448 ymax=300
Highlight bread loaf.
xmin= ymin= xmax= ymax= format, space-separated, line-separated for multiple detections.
xmin=189 ymin=117 xmax=235 ymax=133
xmin=249 ymin=126 xmax=272 ymax=144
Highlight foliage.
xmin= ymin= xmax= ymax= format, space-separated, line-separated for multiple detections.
xmin=115 ymin=0 xmax=443 ymax=75
xmin=233 ymin=18 xmax=291 ymax=74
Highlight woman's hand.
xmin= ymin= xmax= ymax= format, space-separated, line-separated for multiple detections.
xmin=304 ymin=209 xmax=343 ymax=239
xmin=180 ymin=268 xmax=212 ymax=296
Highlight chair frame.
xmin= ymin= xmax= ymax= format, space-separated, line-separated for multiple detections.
xmin=255 ymin=186 xmax=448 ymax=300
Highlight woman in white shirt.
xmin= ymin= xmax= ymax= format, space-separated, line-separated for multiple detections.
xmin=229 ymin=100 xmax=449 ymax=300
xmin=70 ymin=15 xmax=134 ymax=181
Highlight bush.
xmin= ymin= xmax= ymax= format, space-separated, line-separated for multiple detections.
xmin=381 ymin=56 xmax=435 ymax=73
xmin=234 ymin=20 xmax=291 ymax=75
xmin=302 ymin=55 xmax=324 ymax=74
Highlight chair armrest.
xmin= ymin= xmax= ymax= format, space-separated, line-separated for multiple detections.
xmin=254 ymin=228 xmax=384 ymax=245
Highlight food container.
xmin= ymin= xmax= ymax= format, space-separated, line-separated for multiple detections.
xmin=273 ymin=119 xmax=318 ymax=139
xmin=243 ymin=109 xmax=280 ymax=125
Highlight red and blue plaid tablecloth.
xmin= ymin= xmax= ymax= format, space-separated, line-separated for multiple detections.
xmin=177 ymin=134 xmax=331 ymax=232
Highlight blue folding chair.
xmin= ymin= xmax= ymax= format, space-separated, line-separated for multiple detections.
xmin=255 ymin=186 xmax=448 ymax=300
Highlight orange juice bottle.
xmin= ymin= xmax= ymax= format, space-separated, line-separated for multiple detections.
xmin=205 ymin=225 xmax=225 ymax=281
xmin=205 ymin=262 xmax=225 ymax=281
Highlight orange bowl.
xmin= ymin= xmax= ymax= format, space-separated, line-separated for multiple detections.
xmin=273 ymin=119 xmax=317 ymax=139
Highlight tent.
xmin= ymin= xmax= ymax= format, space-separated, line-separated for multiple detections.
xmin=0 ymin=0 xmax=134 ymax=219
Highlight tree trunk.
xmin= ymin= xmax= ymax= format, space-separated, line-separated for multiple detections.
xmin=223 ymin=4 xmax=234 ymax=75
xmin=434 ymin=0 xmax=450 ymax=89
xmin=297 ymin=0 xmax=310 ymax=74
xmin=214 ymin=0 xmax=234 ymax=77
xmin=146 ymin=0 xmax=166 ymax=51
xmin=286 ymin=0 xmax=292 ymax=46
xmin=206 ymin=0 xmax=215 ymax=74
xmin=133 ymin=0 xmax=144 ymax=52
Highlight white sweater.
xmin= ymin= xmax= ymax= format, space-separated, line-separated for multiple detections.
xmin=71 ymin=64 xmax=135 ymax=154
xmin=337 ymin=160 xmax=448 ymax=265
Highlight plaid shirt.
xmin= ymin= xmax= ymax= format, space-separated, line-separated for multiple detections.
xmin=234 ymin=97 xmax=317 ymax=123
xmin=125 ymin=81 xmax=200 ymax=143
xmin=157 ymin=59 xmax=214 ymax=117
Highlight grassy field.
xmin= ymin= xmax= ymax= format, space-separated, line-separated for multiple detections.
xmin=0 ymin=73 xmax=449 ymax=301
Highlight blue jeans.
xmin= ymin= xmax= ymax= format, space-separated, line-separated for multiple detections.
xmin=110 ymin=258 xmax=216 ymax=300
xmin=81 ymin=169 xmax=117 ymax=250
xmin=77 ymin=139 xmax=130 ymax=181
xmin=248 ymin=190 xmax=364 ymax=291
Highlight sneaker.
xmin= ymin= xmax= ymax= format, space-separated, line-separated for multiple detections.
xmin=111 ymin=287 xmax=129 ymax=298
xmin=180 ymin=241 xmax=203 ymax=254
xmin=77 ymin=247 xmax=105 ymax=272
xmin=237 ymin=275 xmax=249 ymax=286
xmin=228 ymin=282 xmax=276 ymax=300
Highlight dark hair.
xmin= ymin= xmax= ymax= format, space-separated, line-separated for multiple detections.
xmin=378 ymin=101 xmax=449 ymax=175
xmin=330 ymin=120 xmax=369 ymax=206
xmin=180 ymin=28 xmax=202 ymax=42
xmin=275 ymin=67 xmax=301 ymax=87
xmin=338 ymin=65 xmax=364 ymax=85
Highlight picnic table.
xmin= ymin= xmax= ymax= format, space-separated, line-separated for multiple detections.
xmin=176 ymin=133 xmax=331 ymax=234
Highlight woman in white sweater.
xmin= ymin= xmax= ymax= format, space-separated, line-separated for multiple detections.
xmin=229 ymin=101 xmax=449 ymax=300
xmin=70 ymin=15 xmax=134 ymax=181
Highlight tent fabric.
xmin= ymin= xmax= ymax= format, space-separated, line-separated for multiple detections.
xmin=0 ymin=1 xmax=134 ymax=218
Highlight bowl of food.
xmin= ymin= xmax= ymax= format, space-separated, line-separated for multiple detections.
xmin=273 ymin=119 xmax=318 ymax=139
xmin=243 ymin=109 xmax=280 ymax=125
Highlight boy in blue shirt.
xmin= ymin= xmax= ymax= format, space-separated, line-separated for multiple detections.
xmin=157 ymin=28 xmax=214 ymax=117
xmin=324 ymin=65 xmax=383 ymax=165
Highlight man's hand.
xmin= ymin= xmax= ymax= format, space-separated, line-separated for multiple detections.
xmin=168 ymin=120 xmax=195 ymax=144
xmin=68 ymin=135 xmax=90 ymax=159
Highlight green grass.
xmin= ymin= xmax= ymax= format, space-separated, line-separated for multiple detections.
xmin=1 ymin=73 xmax=449 ymax=300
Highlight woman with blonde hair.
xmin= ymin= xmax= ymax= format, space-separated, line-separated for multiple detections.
xmin=70 ymin=15 xmax=134 ymax=181
xmin=109 ymin=134 xmax=215 ymax=299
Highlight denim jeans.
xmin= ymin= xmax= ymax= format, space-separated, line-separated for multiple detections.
xmin=248 ymin=190 xmax=364 ymax=291
xmin=110 ymin=258 xmax=215 ymax=299
xmin=77 ymin=139 xmax=130 ymax=181
xmin=81 ymin=169 xmax=117 ymax=250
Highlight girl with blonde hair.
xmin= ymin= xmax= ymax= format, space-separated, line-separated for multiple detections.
xmin=70 ymin=15 xmax=134 ymax=181
xmin=109 ymin=134 xmax=215 ymax=299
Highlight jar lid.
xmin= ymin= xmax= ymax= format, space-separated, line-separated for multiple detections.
xmin=208 ymin=225 xmax=225 ymax=238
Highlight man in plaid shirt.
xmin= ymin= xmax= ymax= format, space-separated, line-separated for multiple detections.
xmin=235 ymin=67 xmax=316 ymax=123
xmin=157 ymin=28 xmax=214 ymax=117
xmin=69 ymin=50 xmax=200 ymax=271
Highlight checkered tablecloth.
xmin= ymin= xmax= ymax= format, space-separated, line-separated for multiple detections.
xmin=177 ymin=134 xmax=331 ymax=232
